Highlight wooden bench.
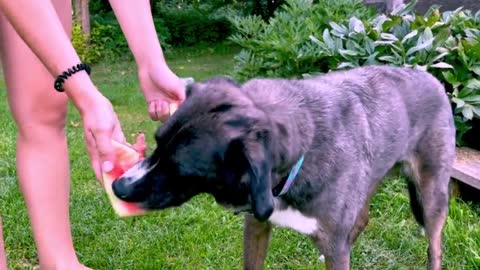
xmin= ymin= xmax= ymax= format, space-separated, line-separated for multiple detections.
xmin=452 ymin=147 xmax=480 ymax=190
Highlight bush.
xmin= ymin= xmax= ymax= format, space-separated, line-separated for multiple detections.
xmin=72 ymin=12 xmax=171 ymax=63
xmin=71 ymin=22 xmax=103 ymax=64
xmin=228 ymin=0 xmax=377 ymax=79
xmin=156 ymin=2 xmax=233 ymax=47
xmin=230 ymin=0 xmax=480 ymax=146
xmin=90 ymin=14 xmax=129 ymax=60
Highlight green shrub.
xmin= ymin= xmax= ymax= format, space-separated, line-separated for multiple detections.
xmin=71 ymin=22 xmax=103 ymax=63
xmin=230 ymin=0 xmax=480 ymax=145
xmin=72 ymin=12 xmax=171 ymax=63
xmin=89 ymin=14 xmax=129 ymax=59
xmin=228 ymin=0 xmax=376 ymax=79
xmin=89 ymin=0 xmax=112 ymax=16
xmin=308 ymin=1 xmax=480 ymax=145
xmin=156 ymin=2 xmax=233 ymax=47
xmin=153 ymin=17 xmax=172 ymax=47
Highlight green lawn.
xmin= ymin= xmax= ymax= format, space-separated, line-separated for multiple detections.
xmin=0 ymin=45 xmax=479 ymax=270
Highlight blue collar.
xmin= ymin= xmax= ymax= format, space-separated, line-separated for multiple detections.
xmin=273 ymin=155 xmax=305 ymax=197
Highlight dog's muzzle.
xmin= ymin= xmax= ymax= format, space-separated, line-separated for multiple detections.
xmin=112 ymin=160 xmax=152 ymax=202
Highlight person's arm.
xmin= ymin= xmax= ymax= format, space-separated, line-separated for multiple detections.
xmin=108 ymin=0 xmax=186 ymax=104
xmin=108 ymin=0 xmax=163 ymax=70
xmin=0 ymin=0 xmax=124 ymax=178
xmin=0 ymin=0 xmax=97 ymax=111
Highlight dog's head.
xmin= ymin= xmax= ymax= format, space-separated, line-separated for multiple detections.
xmin=112 ymin=77 xmax=276 ymax=221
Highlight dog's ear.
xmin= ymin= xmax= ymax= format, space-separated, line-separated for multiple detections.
xmin=186 ymin=82 xmax=204 ymax=98
xmin=186 ymin=76 xmax=239 ymax=98
xmin=225 ymin=130 xmax=274 ymax=222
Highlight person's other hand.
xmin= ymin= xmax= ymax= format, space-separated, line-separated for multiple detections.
xmin=78 ymin=91 xmax=126 ymax=182
xmin=138 ymin=64 xmax=186 ymax=122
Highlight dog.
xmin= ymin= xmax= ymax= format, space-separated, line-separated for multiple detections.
xmin=112 ymin=65 xmax=456 ymax=270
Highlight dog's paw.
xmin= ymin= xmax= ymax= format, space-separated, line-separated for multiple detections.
xmin=318 ymin=254 xmax=325 ymax=263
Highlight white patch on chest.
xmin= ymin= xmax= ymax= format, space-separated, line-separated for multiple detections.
xmin=268 ymin=207 xmax=318 ymax=235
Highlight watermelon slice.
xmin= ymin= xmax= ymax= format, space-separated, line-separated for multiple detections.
xmin=169 ymin=102 xmax=179 ymax=115
xmin=103 ymin=103 xmax=179 ymax=217
xmin=103 ymin=133 xmax=150 ymax=217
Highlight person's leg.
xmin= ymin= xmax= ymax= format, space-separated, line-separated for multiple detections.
xmin=0 ymin=216 xmax=7 ymax=270
xmin=0 ymin=1 xmax=90 ymax=269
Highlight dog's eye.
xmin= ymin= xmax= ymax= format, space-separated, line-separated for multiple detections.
xmin=224 ymin=117 xmax=251 ymax=128
xmin=210 ymin=104 xmax=235 ymax=113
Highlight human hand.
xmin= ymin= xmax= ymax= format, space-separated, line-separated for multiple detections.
xmin=137 ymin=64 xmax=187 ymax=121
xmin=77 ymin=91 xmax=126 ymax=182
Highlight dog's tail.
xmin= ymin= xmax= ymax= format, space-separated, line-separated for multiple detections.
xmin=402 ymin=160 xmax=425 ymax=227
xmin=406 ymin=180 xmax=425 ymax=227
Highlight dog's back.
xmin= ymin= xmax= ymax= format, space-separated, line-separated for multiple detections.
xmin=241 ymin=65 xmax=454 ymax=172
xmin=307 ymin=65 xmax=453 ymax=157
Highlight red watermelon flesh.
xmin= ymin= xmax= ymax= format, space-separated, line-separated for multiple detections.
xmin=103 ymin=133 xmax=149 ymax=217
xmin=103 ymin=103 xmax=179 ymax=217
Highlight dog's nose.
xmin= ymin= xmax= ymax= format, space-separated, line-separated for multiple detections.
xmin=112 ymin=177 xmax=149 ymax=202
xmin=112 ymin=178 xmax=133 ymax=201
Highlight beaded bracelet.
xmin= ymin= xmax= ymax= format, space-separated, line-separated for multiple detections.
xmin=54 ymin=63 xmax=91 ymax=92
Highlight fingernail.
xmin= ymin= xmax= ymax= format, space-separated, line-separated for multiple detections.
xmin=102 ymin=161 xmax=114 ymax=172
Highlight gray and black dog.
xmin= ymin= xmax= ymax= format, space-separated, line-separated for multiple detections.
xmin=112 ymin=65 xmax=456 ymax=270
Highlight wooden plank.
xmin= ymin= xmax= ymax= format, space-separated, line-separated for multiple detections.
xmin=451 ymin=147 xmax=480 ymax=190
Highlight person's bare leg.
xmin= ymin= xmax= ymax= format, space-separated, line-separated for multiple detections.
xmin=0 ymin=1 xmax=90 ymax=269
xmin=0 ymin=216 xmax=7 ymax=270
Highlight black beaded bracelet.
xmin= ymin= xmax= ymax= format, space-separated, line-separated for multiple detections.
xmin=54 ymin=63 xmax=91 ymax=92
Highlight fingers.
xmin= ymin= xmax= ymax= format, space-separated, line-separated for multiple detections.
xmin=148 ymin=101 xmax=158 ymax=121
xmin=148 ymin=100 xmax=180 ymax=122
xmin=148 ymin=100 xmax=169 ymax=122
xmin=90 ymin=127 xmax=115 ymax=177
xmin=84 ymin=128 xmax=102 ymax=182
xmin=132 ymin=133 xmax=147 ymax=159
xmin=112 ymin=115 xmax=126 ymax=144
xmin=159 ymin=102 xmax=179 ymax=122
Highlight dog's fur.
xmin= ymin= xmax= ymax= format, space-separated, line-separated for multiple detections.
xmin=112 ymin=65 xmax=456 ymax=270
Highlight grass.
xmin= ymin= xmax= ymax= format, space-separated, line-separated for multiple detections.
xmin=0 ymin=44 xmax=479 ymax=270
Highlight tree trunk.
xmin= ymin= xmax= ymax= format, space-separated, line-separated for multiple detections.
xmin=74 ymin=0 xmax=81 ymax=25
xmin=73 ymin=0 xmax=90 ymax=36
xmin=81 ymin=0 xmax=90 ymax=36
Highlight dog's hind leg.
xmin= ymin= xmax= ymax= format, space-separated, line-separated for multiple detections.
xmin=243 ymin=214 xmax=272 ymax=270
xmin=404 ymin=126 xmax=455 ymax=270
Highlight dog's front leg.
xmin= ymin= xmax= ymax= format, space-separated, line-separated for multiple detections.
xmin=243 ymin=214 xmax=272 ymax=270
xmin=325 ymin=249 xmax=350 ymax=270
xmin=325 ymin=252 xmax=350 ymax=270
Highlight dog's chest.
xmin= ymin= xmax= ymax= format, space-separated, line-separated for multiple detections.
xmin=268 ymin=207 xmax=318 ymax=235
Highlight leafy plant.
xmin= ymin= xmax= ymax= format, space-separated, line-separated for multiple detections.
xmin=230 ymin=0 xmax=480 ymax=145
xmin=228 ymin=0 xmax=376 ymax=79
xmin=72 ymin=12 xmax=171 ymax=63
xmin=71 ymin=22 xmax=103 ymax=63
xmin=156 ymin=1 xmax=233 ymax=47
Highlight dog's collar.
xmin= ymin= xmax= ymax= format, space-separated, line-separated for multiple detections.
xmin=272 ymin=155 xmax=305 ymax=197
